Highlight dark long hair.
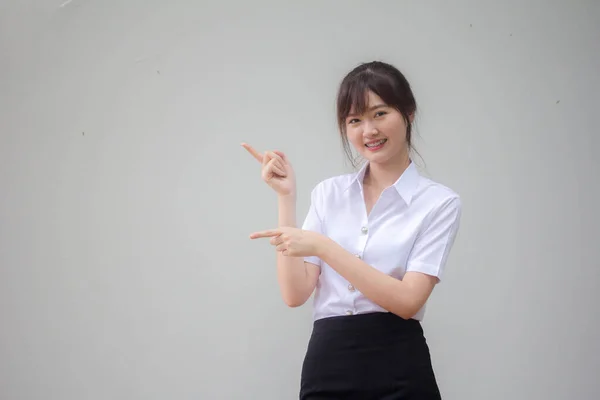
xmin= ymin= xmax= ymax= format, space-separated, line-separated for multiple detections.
xmin=336 ymin=61 xmax=418 ymax=167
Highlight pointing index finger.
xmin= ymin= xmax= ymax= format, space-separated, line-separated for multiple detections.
xmin=241 ymin=143 xmax=263 ymax=163
xmin=249 ymin=229 xmax=281 ymax=239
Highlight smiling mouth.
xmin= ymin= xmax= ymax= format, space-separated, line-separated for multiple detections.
xmin=365 ymin=139 xmax=387 ymax=150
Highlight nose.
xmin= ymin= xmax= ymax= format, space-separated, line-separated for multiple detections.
xmin=362 ymin=121 xmax=379 ymax=137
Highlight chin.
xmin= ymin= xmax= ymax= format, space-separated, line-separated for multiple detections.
xmin=363 ymin=149 xmax=391 ymax=162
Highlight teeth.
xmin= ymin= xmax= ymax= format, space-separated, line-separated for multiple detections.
xmin=366 ymin=139 xmax=386 ymax=147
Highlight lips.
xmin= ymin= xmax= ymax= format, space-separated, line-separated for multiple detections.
xmin=365 ymin=138 xmax=387 ymax=151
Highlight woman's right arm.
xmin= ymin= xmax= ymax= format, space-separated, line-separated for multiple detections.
xmin=276 ymin=194 xmax=320 ymax=307
xmin=242 ymin=143 xmax=319 ymax=307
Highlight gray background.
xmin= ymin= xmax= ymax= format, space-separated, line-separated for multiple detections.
xmin=1 ymin=0 xmax=599 ymax=399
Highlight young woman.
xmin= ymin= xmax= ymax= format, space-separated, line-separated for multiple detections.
xmin=243 ymin=61 xmax=461 ymax=399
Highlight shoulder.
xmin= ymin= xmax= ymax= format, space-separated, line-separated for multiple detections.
xmin=417 ymin=175 xmax=460 ymax=204
xmin=413 ymin=175 xmax=462 ymax=222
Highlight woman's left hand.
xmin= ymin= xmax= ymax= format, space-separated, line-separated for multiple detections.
xmin=249 ymin=227 xmax=326 ymax=257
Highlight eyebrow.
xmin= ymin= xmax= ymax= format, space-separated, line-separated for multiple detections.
xmin=347 ymin=104 xmax=388 ymax=117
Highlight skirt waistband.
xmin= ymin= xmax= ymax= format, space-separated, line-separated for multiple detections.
xmin=312 ymin=311 xmax=423 ymax=337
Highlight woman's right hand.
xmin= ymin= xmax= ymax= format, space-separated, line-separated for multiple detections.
xmin=242 ymin=143 xmax=296 ymax=196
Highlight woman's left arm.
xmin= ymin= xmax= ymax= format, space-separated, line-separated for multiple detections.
xmin=250 ymin=196 xmax=461 ymax=319
xmin=317 ymin=241 xmax=435 ymax=319
xmin=318 ymin=196 xmax=462 ymax=319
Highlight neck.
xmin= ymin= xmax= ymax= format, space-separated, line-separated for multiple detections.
xmin=363 ymin=154 xmax=411 ymax=190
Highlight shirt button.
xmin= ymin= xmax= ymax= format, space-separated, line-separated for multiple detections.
xmin=361 ymin=226 xmax=368 ymax=234
xmin=348 ymin=284 xmax=355 ymax=292
xmin=346 ymin=310 xmax=353 ymax=315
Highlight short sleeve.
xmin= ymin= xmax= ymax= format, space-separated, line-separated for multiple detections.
xmin=406 ymin=196 xmax=462 ymax=281
xmin=301 ymin=183 xmax=324 ymax=268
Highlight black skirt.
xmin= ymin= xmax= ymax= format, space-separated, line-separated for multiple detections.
xmin=299 ymin=312 xmax=441 ymax=400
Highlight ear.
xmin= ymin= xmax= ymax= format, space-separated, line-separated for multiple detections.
xmin=408 ymin=112 xmax=415 ymax=124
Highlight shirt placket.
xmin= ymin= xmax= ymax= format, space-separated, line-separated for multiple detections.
xmin=345 ymin=217 xmax=370 ymax=315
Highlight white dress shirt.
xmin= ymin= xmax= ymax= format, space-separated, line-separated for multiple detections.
xmin=302 ymin=161 xmax=461 ymax=321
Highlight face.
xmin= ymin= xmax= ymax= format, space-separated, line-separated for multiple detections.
xmin=345 ymin=91 xmax=412 ymax=166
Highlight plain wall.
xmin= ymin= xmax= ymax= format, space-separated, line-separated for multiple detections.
xmin=1 ymin=1 xmax=599 ymax=399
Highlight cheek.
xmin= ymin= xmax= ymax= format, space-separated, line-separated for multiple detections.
xmin=346 ymin=130 xmax=363 ymax=147
xmin=383 ymin=118 xmax=408 ymax=142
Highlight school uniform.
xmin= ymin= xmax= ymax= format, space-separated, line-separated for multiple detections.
xmin=299 ymin=161 xmax=461 ymax=399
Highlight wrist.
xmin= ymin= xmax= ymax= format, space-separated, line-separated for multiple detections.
xmin=277 ymin=192 xmax=296 ymax=203
xmin=314 ymin=233 xmax=333 ymax=259
xmin=277 ymin=192 xmax=297 ymax=227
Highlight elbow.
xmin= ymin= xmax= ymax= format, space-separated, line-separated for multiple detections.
xmin=395 ymin=309 xmax=417 ymax=320
xmin=390 ymin=301 xmax=421 ymax=320
xmin=280 ymin=285 xmax=313 ymax=308
xmin=282 ymin=296 xmax=307 ymax=308
xmin=388 ymin=282 xmax=431 ymax=319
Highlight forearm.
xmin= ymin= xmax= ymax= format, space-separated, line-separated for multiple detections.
xmin=318 ymin=237 xmax=423 ymax=319
xmin=276 ymin=194 xmax=314 ymax=306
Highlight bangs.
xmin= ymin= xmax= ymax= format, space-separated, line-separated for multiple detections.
xmin=337 ymin=71 xmax=396 ymax=127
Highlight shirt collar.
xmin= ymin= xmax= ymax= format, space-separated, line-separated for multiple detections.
xmin=344 ymin=160 xmax=419 ymax=205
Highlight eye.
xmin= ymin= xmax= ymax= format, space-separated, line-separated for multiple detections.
xmin=347 ymin=118 xmax=360 ymax=124
xmin=374 ymin=111 xmax=387 ymax=118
